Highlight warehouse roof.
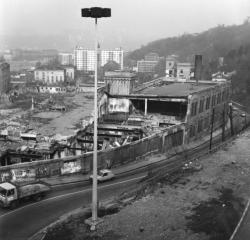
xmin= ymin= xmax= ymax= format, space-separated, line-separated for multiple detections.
xmin=133 ymin=82 xmax=218 ymax=97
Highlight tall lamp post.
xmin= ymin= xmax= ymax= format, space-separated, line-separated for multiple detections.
xmin=81 ymin=7 xmax=111 ymax=231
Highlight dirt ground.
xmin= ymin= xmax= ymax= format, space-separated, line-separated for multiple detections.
xmin=31 ymin=93 xmax=94 ymax=136
xmin=0 ymin=92 xmax=94 ymax=137
xmin=43 ymin=129 xmax=250 ymax=240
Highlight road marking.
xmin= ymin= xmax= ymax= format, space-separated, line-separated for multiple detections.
xmin=0 ymin=175 xmax=145 ymax=219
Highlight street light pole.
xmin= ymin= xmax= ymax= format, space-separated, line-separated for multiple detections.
xmin=81 ymin=7 xmax=111 ymax=231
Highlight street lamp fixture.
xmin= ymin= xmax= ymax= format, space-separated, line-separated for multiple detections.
xmin=81 ymin=7 xmax=111 ymax=231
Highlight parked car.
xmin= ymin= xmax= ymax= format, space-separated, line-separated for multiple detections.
xmin=89 ymin=169 xmax=115 ymax=183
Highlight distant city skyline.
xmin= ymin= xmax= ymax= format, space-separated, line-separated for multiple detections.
xmin=0 ymin=0 xmax=250 ymax=51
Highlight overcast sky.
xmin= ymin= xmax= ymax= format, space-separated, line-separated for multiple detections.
xmin=1 ymin=0 xmax=250 ymax=50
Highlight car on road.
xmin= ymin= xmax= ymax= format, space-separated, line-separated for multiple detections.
xmin=89 ymin=169 xmax=115 ymax=183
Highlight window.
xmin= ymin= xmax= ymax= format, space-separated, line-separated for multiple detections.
xmin=198 ymin=119 xmax=203 ymax=132
xmin=191 ymin=102 xmax=198 ymax=116
xmin=205 ymin=96 xmax=211 ymax=110
xmin=7 ymin=189 xmax=15 ymax=196
xmin=212 ymin=95 xmax=216 ymax=106
xmin=204 ymin=117 xmax=210 ymax=129
xmin=222 ymin=91 xmax=226 ymax=102
xmin=217 ymin=92 xmax=221 ymax=104
xmin=199 ymin=98 xmax=205 ymax=113
xmin=190 ymin=125 xmax=196 ymax=137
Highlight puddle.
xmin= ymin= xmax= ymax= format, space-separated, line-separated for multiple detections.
xmin=186 ymin=188 xmax=245 ymax=240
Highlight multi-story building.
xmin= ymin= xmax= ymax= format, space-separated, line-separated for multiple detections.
xmin=144 ymin=52 xmax=160 ymax=62
xmin=58 ymin=53 xmax=74 ymax=65
xmin=64 ymin=65 xmax=75 ymax=82
xmin=136 ymin=52 xmax=160 ymax=74
xmin=34 ymin=66 xmax=65 ymax=85
xmin=101 ymin=48 xmax=123 ymax=69
xmin=137 ymin=60 xmax=158 ymax=73
xmin=74 ymin=47 xmax=123 ymax=71
xmin=0 ymin=62 xmax=10 ymax=94
xmin=165 ymin=56 xmax=177 ymax=77
xmin=104 ymin=71 xmax=136 ymax=95
xmin=176 ymin=62 xmax=193 ymax=80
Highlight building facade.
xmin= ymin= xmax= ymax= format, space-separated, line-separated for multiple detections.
xmin=137 ymin=60 xmax=158 ymax=73
xmin=144 ymin=52 xmax=160 ymax=62
xmin=104 ymin=71 xmax=136 ymax=95
xmin=58 ymin=53 xmax=74 ymax=65
xmin=64 ymin=66 xmax=75 ymax=82
xmin=176 ymin=63 xmax=193 ymax=79
xmin=165 ymin=56 xmax=177 ymax=77
xmin=74 ymin=47 xmax=123 ymax=71
xmin=34 ymin=67 xmax=65 ymax=84
xmin=0 ymin=62 xmax=11 ymax=94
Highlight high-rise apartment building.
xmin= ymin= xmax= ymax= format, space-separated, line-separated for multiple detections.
xmin=0 ymin=62 xmax=10 ymax=94
xmin=74 ymin=47 xmax=123 ymax=71
xmin=58 ymin=53 xmax=74 ymax=65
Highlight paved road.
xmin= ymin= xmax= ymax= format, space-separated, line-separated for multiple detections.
xmin=0 ymin=174 xmax=145 ymax=240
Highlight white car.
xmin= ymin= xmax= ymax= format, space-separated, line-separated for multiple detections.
xmin=89 ymin=169 xmax=115 ymax=183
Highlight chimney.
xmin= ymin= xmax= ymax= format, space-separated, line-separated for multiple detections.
xmin=194 ymin=55 xmax=202 ymax=84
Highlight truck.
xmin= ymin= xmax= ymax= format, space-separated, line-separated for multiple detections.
xmin=0 ymin=181 xmax=51 ymax=208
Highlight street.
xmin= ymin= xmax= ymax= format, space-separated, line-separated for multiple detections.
xmin=0 ymin=173 xmax=145 ymax=240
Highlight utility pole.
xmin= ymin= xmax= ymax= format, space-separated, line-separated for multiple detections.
xmin=81 ymin=7 xmax=111 ymax=231
xmin=229 ymin=102 xmax=234 ymax=136
xmin=221 ymin=104 xmax=225 ymax=141
xmin=209 ymin=108 xmax=215 ymax=150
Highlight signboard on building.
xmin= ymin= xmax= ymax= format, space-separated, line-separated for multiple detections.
xmin=108 ymin=98 xmax=130 ymax=113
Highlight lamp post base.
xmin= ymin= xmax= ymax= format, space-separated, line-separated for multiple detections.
xmin=85 ymin=218 xmax=103 ymax=231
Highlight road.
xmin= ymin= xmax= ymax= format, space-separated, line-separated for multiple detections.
xmin=0 ymin=173 xmax=145 ymax=240
xmin=0 ymin=118 xmax=243 ymax=240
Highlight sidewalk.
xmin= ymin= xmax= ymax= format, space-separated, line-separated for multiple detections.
xmin=41 ymin=153 xmax=166 ymax=187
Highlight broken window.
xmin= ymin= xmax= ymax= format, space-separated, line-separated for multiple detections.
xmin=212 ymin=95 xmax=216 ymax=106
xmin=205 ymin=96 xmax=211 ymax=110
xmin=189 ymin=125 xmax=196 ymax=137
xmin=198 ymin=119 xmax=203 ymax=132
xmin=191 ymin=101 xmax=198 ymax=116
xmin=199 ymin=98 xmax=205 ymax=113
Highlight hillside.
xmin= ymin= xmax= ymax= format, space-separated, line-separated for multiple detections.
xmin=127 ymin=21 xmax=250 ymax=63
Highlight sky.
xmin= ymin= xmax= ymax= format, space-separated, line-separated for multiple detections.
xmin=0 ymin=0 xmax=250 ymax=51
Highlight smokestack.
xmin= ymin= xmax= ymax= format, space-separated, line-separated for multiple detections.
xmin=194 ymin=55 xmax=202 ymax=84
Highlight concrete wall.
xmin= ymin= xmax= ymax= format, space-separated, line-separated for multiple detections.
xmin=0 ymin=124 xmax=184 ymax=183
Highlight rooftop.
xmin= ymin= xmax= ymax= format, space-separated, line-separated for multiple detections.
xmin=104 ymin=71 xmax=136 ymax=78
xmin=133 ymin=81 xmax=218 ymax=97
xmin=0 ymin=182 xmax=14 ymax=190
xmin=35 ymin=66 xmax=64 ymax=71
xmin=177 ymin=62 xmax=193 ymax=67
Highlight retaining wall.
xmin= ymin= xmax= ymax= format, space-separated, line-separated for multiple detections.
xmin=0 ymin=124 xmax=184 ymax=183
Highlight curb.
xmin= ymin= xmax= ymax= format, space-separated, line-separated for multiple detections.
xmin=229 ymin=199 xmax=250 ymax=240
